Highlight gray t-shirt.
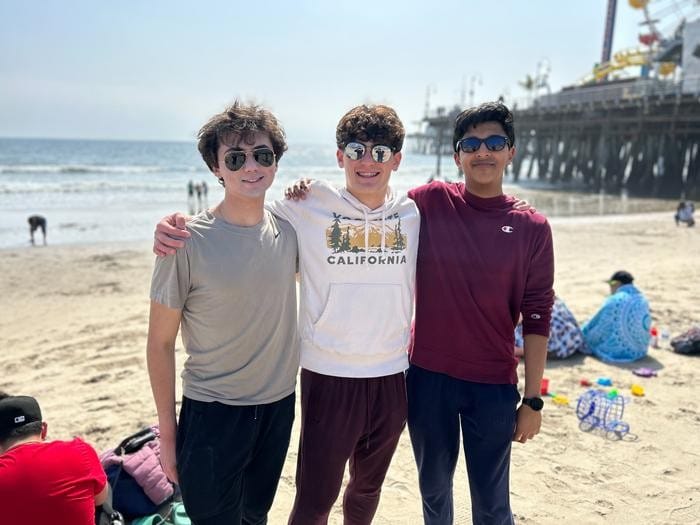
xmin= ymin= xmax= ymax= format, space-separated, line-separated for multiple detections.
xmin=150 ymin=210 xmax=299 ymax=405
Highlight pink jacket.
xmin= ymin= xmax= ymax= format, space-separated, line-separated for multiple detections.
xmin=100 ymin=426 xmax=173 ymax=505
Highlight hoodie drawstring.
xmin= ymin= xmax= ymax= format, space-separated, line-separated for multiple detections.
xmin=363 ymin=209 xmax=369 ymax=255
xmin=380 ymin=206 xmax=386 ymax=253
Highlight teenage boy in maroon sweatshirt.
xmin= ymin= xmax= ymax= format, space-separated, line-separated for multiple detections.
xmin=406 ymin=101 xmax=554 ymax=525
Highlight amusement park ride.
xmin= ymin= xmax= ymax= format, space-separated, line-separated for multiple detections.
xmin=588 ymin=0 xmax=700 ymax=83
xmin=414 ymin=0 xmax=700 ymax=199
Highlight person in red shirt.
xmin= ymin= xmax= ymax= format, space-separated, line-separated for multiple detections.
xmin=406 ymin=102 xmax=554 ymax=525
xmin=0 ymin=393 xmax=108 ymax=525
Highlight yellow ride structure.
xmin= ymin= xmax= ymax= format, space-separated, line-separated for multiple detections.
xmin=588 ymin=0 xmax=679 ymax=82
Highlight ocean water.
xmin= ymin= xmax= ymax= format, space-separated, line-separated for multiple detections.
xmin=0 ymin=138 xmax=678 ymax=248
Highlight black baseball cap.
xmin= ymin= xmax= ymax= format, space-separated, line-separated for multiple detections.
xmin=607 ymin=270 xmax=634 ymax=285
xmin=0 ymin=395 xmax=42 ymax=439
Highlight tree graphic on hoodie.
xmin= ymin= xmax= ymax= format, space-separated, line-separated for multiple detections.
xmin=329 ymin=213 xmax=343 ymax=252
xmin=340 ymin=227 xmax=352 ymax=252
xmin=393 ymin=217 xmax=405 ymax=251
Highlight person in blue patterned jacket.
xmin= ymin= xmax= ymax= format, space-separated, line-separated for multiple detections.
xmin=581 ymin=270 xmax=651 ymax=363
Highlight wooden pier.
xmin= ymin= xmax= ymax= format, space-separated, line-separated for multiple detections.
xmin=414 ymin=80 xmax=700 ymax=199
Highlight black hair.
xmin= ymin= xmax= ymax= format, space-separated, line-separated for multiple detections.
xmin=453 ymin=101 xmax=515 ymax=151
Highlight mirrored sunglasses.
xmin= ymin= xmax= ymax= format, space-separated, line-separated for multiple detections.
xmin=224 ymin=148 xmax=276 ymax=171
xmin=343 ymin=142 xmax=394 ymax=163
xmin=456 ymin=135 xmax=510 ymax=153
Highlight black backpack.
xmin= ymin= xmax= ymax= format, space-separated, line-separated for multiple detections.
xmin=670 ymin=326 xmax=700 ymax=355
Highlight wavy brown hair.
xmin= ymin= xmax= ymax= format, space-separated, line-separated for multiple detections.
xmin=197 ymin=100 xmax=288 ymax=172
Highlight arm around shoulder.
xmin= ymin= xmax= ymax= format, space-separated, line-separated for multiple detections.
xmin=153 ymin=212 xmax=192 ymax=256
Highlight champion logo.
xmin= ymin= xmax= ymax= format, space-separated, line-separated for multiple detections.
xmin=530 ymin=313 xmax=541 ymax=320
xmin=14 ymin=416 xmax=25 ymax=424
xmin=501 ymin=225 xmax=514 ymax=233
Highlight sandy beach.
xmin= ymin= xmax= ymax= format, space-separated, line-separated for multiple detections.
xmin=1 ymin=212 xmax=699 ymax=524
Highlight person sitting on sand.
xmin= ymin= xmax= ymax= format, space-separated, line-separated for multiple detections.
xmin=515 ymin=296 xmax=588 ymax=359
xmin=582 ymin=270 xmax=651 ymax=363
xmin=0 ymin=392 xmax=108 ymax=524
xmin=28 ymin=214 xmax=47 ymax=245
xmin=675 ymin=201 xmax=695 ymax=227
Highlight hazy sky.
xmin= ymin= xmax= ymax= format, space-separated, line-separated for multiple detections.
xmin=1 ymin=0 xmax=696 ymax=142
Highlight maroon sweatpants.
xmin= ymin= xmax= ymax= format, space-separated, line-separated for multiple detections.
xmin=288 ymin=368 xmax=407 ymax=525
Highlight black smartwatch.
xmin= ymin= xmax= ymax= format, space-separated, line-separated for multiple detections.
xmin=521 ymin=397 xmax=544 ymax=411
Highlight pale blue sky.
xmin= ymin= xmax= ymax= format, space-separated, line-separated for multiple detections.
xmin=0 ymin=0 xmax=696 ymax=142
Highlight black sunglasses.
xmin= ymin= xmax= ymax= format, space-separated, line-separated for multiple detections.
xmin=343 ymin=142 xmax=394 ymax=163
xmin=455 ymin=135 xmax=510 ymax=153
xmin=224 ymin=148 xmax=276 ymax=171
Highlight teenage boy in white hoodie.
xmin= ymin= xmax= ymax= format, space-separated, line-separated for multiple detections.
xmin=153 ymin=105 xmax=418 ymax=524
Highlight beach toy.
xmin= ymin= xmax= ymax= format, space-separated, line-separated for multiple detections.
xmin=631 ymin=384 xmax=645 ymax=397
xmin=576 ymin=389 xmax=630 ymax=439
xmin=552 ymin=394 xmax=569 ymax=405
xmin=596 ymin=377 xmax=613 ymax=386
xmin=580 ymin=378 xmax=592 ymax=387
xmin=650 ymin=326 xmax=659 ymax=348
xmin=632 ymin=367 xmax=657 ymax=378
xmin=607 ymin=389 xmax=619 ymax=399
xmin=540 ymin=377 xmax=550 ymax=395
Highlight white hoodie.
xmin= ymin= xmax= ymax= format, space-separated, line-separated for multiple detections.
xmin=267 ymin=180 xmax=419 ymax=378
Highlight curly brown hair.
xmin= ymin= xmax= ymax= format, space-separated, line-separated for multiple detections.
xmin=335 ymin=105 xmax=405 ymax=152
xmin=197 ymin=100 xmax=288 ymax=172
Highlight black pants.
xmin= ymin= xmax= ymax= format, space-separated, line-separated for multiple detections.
xmin=176 ymin=394 xmax=295 ymax=525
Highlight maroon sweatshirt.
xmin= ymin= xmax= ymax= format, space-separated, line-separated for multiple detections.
xmin=408 ymin=181 xmax=554 ymax=385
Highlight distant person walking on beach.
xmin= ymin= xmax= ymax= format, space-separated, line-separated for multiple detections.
xmin=406 ymin=102 xmax=553 ymax=525
xmin=201 ymin=180 xmax=208 ymax=208
xmin=0 ymin=393 xmax=109 ymax=524
xmin=187 ymin=179 xmax=194 ymax=199
xmin=27 ymin=214 xmax=47 ymax=246
xmin=194 ymin=182 xmax=203 ymax=212
xmin=147 ymin=101 xmax=298 ymax=524
xmin=675 ymin=200 xmax=695 ymax=227
xmin=582 ymin=270 xmax=651 ymax=363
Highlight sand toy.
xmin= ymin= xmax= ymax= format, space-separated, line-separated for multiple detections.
xmin=576 ymin=389 xmax=630 ymax=439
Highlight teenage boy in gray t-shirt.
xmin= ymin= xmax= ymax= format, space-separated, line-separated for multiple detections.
xmin=147 ymin=101 xmax=299 ymax=524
